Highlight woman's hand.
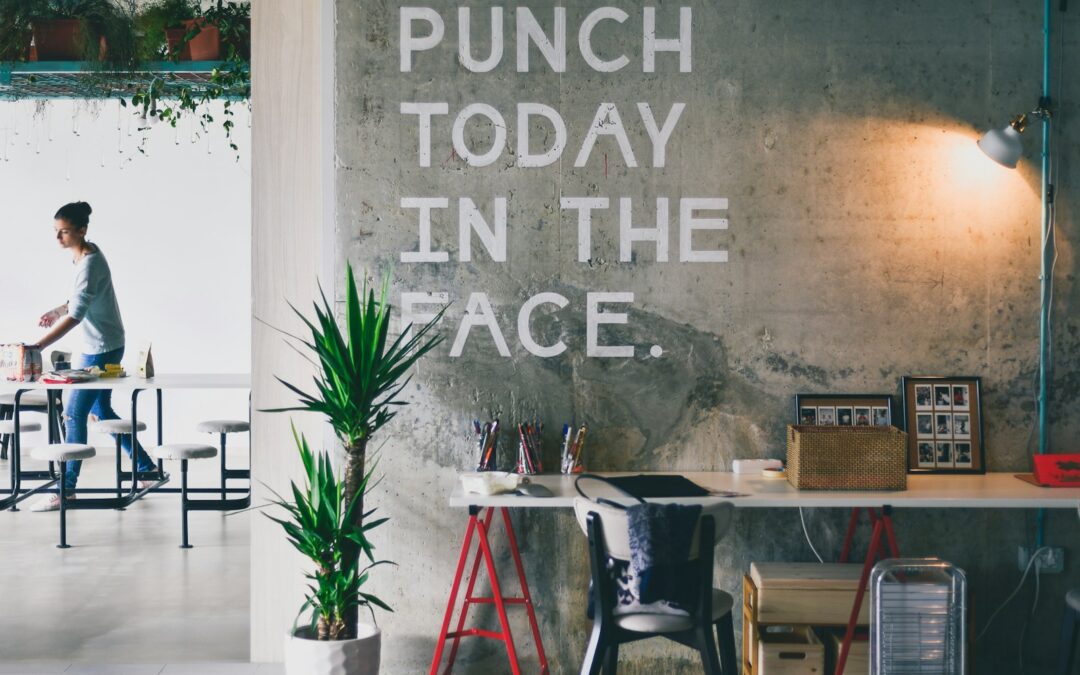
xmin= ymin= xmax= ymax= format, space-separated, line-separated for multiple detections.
xmin=39 ymin=304 xmax=68 ymax=328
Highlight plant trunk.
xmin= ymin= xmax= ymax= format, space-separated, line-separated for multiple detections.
xmin=341 ymin=439 xmax=367 ymax=639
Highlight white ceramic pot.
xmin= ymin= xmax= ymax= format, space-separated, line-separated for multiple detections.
xmin=284 ymin=623 xmax=381 ymax=675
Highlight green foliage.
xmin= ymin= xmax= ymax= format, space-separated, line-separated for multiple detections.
xmin=270 ymin=265 xmax=447 ymax=451
xmin=0 ymin=0 xmax=36 ymax=60
xmin=267 ymin=264 xmax=446 ymax=636
xmin=134 ymin=0 xmax=199 ymax=61
xmin=266 ymin=427 xmax=393 ymax=640
xmin=127 ymin=1 xmax=250 ymax=157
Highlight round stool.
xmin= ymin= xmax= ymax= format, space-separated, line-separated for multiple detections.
xmin=91 ymin=419 xmax=148 ymax=498
xmin=196 ymin=419 xmax=250 ymax=500
xmin=0 ymin=392 xmax=52 ymax=460
xmin=30 ymin=443 xmax=95 ymax=549
xmin=0 ymin=420 xmax=42 ymax=435
xmin=151 ymin=444 xmax=218 ymax=549
xmin=0 ymin=420 xmax=43 ymax=510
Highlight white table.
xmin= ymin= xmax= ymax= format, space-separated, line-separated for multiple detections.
xmin=449 ymin=471 xmax=1080 ymax=509
xmin=1 ymin=374 xmax=250 ymax=509
xmin=440 ymin=471 xmax=1080 ymax=675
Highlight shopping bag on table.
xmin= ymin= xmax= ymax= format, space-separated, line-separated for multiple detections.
xmin=0 ymin=344 xmax=43 ymax=382
xmin=136 ymin=342 xmax=155 ymax=378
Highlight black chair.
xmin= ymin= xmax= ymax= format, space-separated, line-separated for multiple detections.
xmin=573 ymin=497 xmax=738 ymax=674
xmin=1058 ymin=588 xmax=1080 ymax=675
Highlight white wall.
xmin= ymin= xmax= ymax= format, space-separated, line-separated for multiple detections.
xmin=0 ymin=98 xmax=250 ymax=450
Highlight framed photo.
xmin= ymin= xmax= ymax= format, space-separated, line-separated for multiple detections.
xmin=901 ymin=376 xmax=984 ymax=474
xmin=794 ymin=394 xmax=895 ymax=429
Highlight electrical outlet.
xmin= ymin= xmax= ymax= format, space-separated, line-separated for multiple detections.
xmin=1018 ymin=545 xmax=1066 ymax=574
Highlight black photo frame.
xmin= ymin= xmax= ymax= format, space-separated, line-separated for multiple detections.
xmin=793 ymin=393 xmax=896 ymax=428
xmin=901 ymin=376 xmax=985 ymax=474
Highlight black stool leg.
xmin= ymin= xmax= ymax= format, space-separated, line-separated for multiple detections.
xmin=180 ymin=459 xmax=192 ymax=549
xmin=58 ymin=460 xmax=70 ymax=549
xmin=115 ymin=435 xmax=123 ymax=499
xmin=716 ymin=612 xmax=737 ymax=675
xmin=1059 ymin=601 xmax=1079 ymax=675
xmin=0 ymin=405 xmax=10 ymax=460
xmin=219 ymin=432 xmax=227 ymax=501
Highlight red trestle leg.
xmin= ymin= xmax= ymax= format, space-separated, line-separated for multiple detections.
xmin=431 ymin=507 xmax=548 ymax=674
xmin=500 ymin=507 xmax=550 ymax=674
xmin=430 ymin=512 xmax=480 ymax=675
xmin=444 ymin=508 xmax=497 ymax=672
xmin=474 ymin=507 xmax=522 ymax=675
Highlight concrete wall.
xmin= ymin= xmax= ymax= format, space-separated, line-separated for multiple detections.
xmin=329 ymin=1 xmax=1080 ymax=672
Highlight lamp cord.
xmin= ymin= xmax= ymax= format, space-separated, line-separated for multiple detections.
xmin=798 ymin=507 xmax=825 ymax=563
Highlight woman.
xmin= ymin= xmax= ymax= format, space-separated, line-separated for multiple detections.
xmin=27 ymin=201 xmax=157 ymax=512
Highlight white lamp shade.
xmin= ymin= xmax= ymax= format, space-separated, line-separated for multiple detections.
xmin=977 ymin=125 xmax=1024 ymax=168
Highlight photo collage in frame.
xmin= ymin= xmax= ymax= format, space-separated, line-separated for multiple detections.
xmin=902 ymin=376 xmax=984 ymax=474
xmin=794 ymin=394 xmax=894 ymax=430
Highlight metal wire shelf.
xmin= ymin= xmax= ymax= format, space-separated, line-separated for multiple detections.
xmin=0 ymin=61 xmax=248 ymax=100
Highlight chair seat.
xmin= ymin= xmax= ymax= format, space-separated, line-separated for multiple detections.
xmin=152 ymin=444 xmax=217 ymax=460
xmin=0 ymin=393 xmax=49 ymax=408
xmin=91 ymin=419 xmax=147 ymax=434
xmin=613 ymin=589 xmax=735 ymax=633
xmin=31 ymin=443 xmax=95 ymax=462
xmin=0 ymin=420 xmax=43 ymax=434
xmin=196 ymin=419 xmax=250 ymax=434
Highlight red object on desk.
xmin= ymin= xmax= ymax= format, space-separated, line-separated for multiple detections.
xmin=1033 ymin=453 xmax=1080 ymax=486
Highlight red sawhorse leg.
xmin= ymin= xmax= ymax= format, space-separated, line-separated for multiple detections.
xmin=835 ymin=505 xmax=899 ymax=675
xmin=430 ymin=506 xmax=550 ymax=675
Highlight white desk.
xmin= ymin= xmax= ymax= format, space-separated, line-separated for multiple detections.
xmin=449 ymin=471 xmax=1080 ymax=509
xmin=443 ymin=471 xmax=1080 ymax=675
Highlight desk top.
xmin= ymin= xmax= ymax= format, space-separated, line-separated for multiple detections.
xmin=449 ymin=472 xmax=1080 ymax=509
xmin=0 ymin=373 xmax=251 ymax=392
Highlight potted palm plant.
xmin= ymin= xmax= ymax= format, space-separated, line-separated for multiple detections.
xmin=269 ymin=264 xmax=445 ymax=672
xmin=270 ymin=429 xmax=389 ymax=675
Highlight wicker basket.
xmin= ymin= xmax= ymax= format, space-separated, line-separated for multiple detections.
xmin=786 ymin=425 xmax=907 ymax=491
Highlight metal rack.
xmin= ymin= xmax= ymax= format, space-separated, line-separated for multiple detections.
xmin=871 ymin=558 xmax=967 ymax=675
xmin=0 ymin=61 xmax=246 ymax=100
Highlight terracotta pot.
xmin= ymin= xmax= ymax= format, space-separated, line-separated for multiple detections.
xmin=165 ymin=19 xmax=221 ymax=61
xmin=32 ymin=19 xmax=82 ymax=61
xmin=284 ymin=624 xmax=381 ymax=675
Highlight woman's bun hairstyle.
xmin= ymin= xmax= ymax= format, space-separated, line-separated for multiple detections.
xmin=55 ymin=201 xmax=92 ymax=229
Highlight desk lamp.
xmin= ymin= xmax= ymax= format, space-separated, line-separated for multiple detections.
xmin=976 ymin=0 xmax=1063 ymax=546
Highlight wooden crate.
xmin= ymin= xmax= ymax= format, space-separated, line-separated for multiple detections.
xmin=829 ymin=633 xmax=869 ymax=675
xmin=757 ymin=625 xmax=824 ymax=675
xmin=750 ymin=562 xmax=870 ymax=626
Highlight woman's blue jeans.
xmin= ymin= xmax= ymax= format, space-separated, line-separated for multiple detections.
xmin=63 ymin=347 xmax=156 ymax=489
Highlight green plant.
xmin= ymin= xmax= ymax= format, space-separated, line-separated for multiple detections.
xmin=202 ymin=0 xmax=249 ymax=60
xmin=45 ymin=0 xmax=140 ymax=70
xmin=267 ymin=427 xmax=391 ymax=640
xmin=127 ymin=1 xmax=250 ymax=156
xmin=134 ymin=0 xmax=199 ymax=60
xmin=0 ymin=0 xmax=37 ymax=61
xmin=269 ymin=264 xmax=446 ymax=638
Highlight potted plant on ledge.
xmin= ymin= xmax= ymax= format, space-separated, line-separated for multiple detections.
xmin=269 ymin=264 xmax=445 ymax=674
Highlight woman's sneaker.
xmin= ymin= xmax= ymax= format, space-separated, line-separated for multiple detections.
xmin=29 ymin=494 xmax=75 ymax=512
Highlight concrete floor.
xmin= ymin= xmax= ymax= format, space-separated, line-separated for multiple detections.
xmin=0 ymin=448 xmax=255 ymax=669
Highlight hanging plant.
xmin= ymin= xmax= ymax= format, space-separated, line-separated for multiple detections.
xmin=125 ymin=0 xmax=250 ymax=157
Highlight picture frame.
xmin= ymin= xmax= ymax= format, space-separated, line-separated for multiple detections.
xmin=794 ymin=393 xmax=896 ymax=428
xmin=901 ymin=376 xmax=985 ymax=474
